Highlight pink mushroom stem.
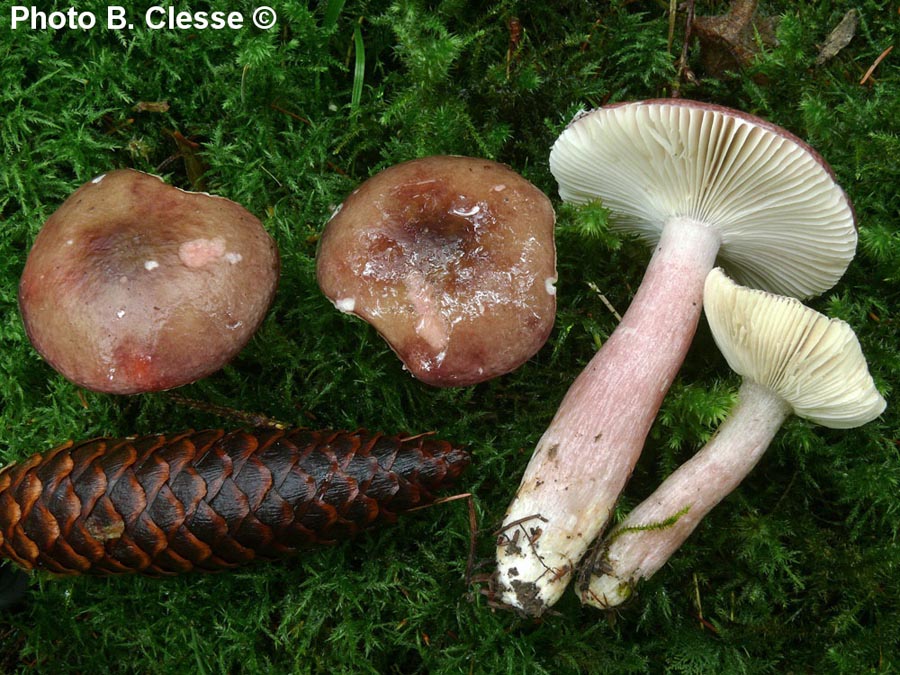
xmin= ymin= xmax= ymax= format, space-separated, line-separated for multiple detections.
xmin=496 ymin=216 xmax=721 ymax=614
xmin=579 ymin=380 xmax=791 ymax=608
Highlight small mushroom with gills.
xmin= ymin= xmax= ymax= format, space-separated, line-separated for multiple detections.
xmin=316 ymin=155 xmax=557 ymax=387
xmin=495 ymin=99 xmax=858 ymax=615
xmin=18 ymin=169 xmax=280 ymax=394
xmin=578 ymin=268 xmax=886 ymax=608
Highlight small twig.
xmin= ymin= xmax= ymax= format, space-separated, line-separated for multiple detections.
xmin=696 ymin=613 xmax=719 ymax=634
xmin=466 ymin=496 xmax=478 ymax=587
xmin=673 ymin=0 xmax=697 ymax=96
xmin=495 ymin=514 xmax=558 ymax=578
xmin=667 ymin=0 xmax=677 ymax=54
xmin=587 ymin=281 xmax=623 ymax=322
xmin=162 ymin=129 xmax=208 ymax=191
xmin=405 ymin=491 xmax=471 ymax=512
xmin=269 ymin=102 xmax=312 ymax=125
xmin=164 ymin=392 xmax=288 ymax=428
xmin=505 ymin=16 xmax=522 ymax=79
xmin=406 ymin=492 xmax=479 ymax=592
xmin=260 ymin=164 xmax=282 ymax=188
xmin=240 ymin=64 xmax=249 ymax=106
xmin=326 ymin=160 xmax=349 ymax=176
xmin=693 ymin=572 xmax=705 ymax=630
xmin=771 ymin=469 xmax=799 ymax=514
xmin=398 ymin=430 xmax=438 ymax=443
xmin=75 ymin=390 xmax=90 ymax=410
xmin=579 ymin=19 xmax=603 ymax=52
xmin=492 ymin=512 xmax=548 ymax=536
xmin=860 ymin=45 xmax=893 ymax=85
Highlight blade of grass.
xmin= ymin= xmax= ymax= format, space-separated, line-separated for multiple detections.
xmin=323 ymin=0 xmax=347 ymax=30
xmin=351 ymin=19 xmax=366 ymax=111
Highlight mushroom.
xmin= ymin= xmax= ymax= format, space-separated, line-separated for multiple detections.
xmin=18 ymin=169 xmax=280 ymax=394
xmin=578 ymin=268 xmax=886 ymax=608
xmin=495 ymin=99 xmax=857 ymax=615
xmin=316 ymin=155 xmax=557 ymax=387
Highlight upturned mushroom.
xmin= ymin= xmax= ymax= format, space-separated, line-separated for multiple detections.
xmin=316 ymin=155 xmax=557 ymax=387
xmin=578 ymin=268 xmax=886 ymax=608
xmin=18 ymin=169 xmax=280 ymax=394
xmin=495 ymin=99 xmax=857 ymax=615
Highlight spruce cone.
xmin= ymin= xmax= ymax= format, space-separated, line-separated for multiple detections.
xmin=0 ymin=428 xmax=469 ymax=575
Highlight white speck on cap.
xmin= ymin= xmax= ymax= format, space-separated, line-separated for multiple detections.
xmin=452 ymin=204 xmax=481 ymax=217
xmin=545 ymin=276 xmax=557 ymax=296
xmin=334 ymin=297 xmax=356 ymax=313
xmin=91 ymin=174 xmax=106 ymax=184
xmin=144 ymin=260 xmax=159 ymax=271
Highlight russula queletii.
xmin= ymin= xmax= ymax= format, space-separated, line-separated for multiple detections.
xmin=316 ymin=155 xmax=557 ymax=387
xmin=578 ymin=268 xmax=886 ymax=609
xmin=18 ymin=169 xmax=280 ymax=394
xmin=495 ymin=99 xmax=858 ymax=615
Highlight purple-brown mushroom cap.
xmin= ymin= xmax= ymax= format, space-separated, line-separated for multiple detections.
xmin=18 ymin=169 xmax=280 ymax=394
xmin=316 ymin=155 xmax=557 ymax=387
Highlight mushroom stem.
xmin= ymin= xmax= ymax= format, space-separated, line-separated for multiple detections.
xmin=496 ymin=216 xmax=721 ymax=615
xmin=577 ymin=379 xmax=791 ymax=609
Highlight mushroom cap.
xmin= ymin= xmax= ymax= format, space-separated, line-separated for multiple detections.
xmin=18 ymin=169 xmax=280 ymax=394
xmin=316 ymin=155 xmax=557 ymax=387
xmin=703 ymin=268 xmax=886 ymax=428
xmin=549 ymin=98 xmax=857 ymax=299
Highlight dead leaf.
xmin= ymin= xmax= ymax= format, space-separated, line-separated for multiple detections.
xmin=132 ymin=101 xmax=171 ymax=113
xmin=816 ymin=9 xmax=858 ymax=65
xmin=692 ymin=0 xmax=778 ymax=76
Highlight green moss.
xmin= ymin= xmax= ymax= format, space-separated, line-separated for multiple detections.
xmin=1 ymin=0 xmax=898 ymax=672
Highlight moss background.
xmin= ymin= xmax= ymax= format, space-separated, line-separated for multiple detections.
xmin=1 ymin=0 xmax=897 ymax=672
